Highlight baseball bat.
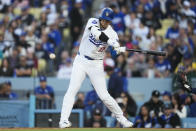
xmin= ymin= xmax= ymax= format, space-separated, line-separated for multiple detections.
xmin=126 ymin=48 xmax=167 ymax=56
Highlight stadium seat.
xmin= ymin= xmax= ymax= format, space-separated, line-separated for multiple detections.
xmin=13 ymin=8 xmax=21 ymax=15
xmin=13 ymin=7 xmax=42 ymax=19
xmin=161 ymin=19 xmax=174 ymax=28
xmin=63 ymin=28 xmax=70 ymax=38
xmin=29 ymin=8 xmax=42 ymax=19
xmin=31 ymin=68 xmax=38 ymax=77
xmin=38 ymin=59 xmax=46 ymax=73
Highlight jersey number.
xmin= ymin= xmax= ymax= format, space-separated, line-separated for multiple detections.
xmin=98 ymin=47 xmax=106 ymax=52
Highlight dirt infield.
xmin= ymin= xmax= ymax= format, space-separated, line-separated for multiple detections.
xmin=0 ymin=128 xmax=196 ymax=131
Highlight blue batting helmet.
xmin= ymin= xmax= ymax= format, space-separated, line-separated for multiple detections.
xmin=99 ymin=8 xmax=114 ymax=21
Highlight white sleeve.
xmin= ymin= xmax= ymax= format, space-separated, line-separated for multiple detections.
xmin=86 ymin=18 xmax=99 ymax=30
xmin=90 ymin=26 xmax=101 ymax=40
xmin=176 ymin=106 xmax=187 ymax=118
xmin=106 ymin=30 xmax=120 ymax=47
xmin=86 ymin=18 xmax=102 ymax=40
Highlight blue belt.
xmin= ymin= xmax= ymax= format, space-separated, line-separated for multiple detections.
xmin=78 ymin=52 xmax=102 ymax=60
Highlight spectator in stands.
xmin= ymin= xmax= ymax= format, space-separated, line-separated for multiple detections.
xmin=162 ymin=91 xmax=172 ymax=105
xmin=135 ymin=4 xmax=145 ymax=19
xmin=35 ymin=40 xmax=49 ymax=60
xmin=48 ymin=21 xmax=62 ymax=47
xmin=133 ymin=105 xmax=158 ymax=128
xmin=0 ymin=0 xmax=12 ymax=13
xmin=4 ymin=81 xmax=17 ymax=99
xmin=73 ymin=92 xmax=85 ymax=109
xmin=126 ymin=58 xmax=142 ymax=77
xmin=181 ymin=1 xmax=196 ymax=20
xmin=85 ymin=108 xmax=106 ymax=127
xmin=0 ymin=58 xmax=14 ymax=76
xmin=143 ymin=57 xmax=161 ymax=78
xmin=144 ymin=90 xmax=164 ymax=117
xmin=69 ymin=0 xmax=84 ymax=48
xmin=58 ymin=50 xmax=69 ymax=66
xmin=58 ymin=15 xmax=69 ymax=36
xmin=60 ymin=0 xmax=69 ymax=19
xmin=141 ymin=10 xmax=161 ymax=30
xmin=179 ymin=13 xmax=189 ymax=29
xmin=146 ymin=28 xmax=156 ymax=45
xmin=16 ymin=31 xmax=31 ymax=53
xmin=57 ymin=58 xmax=72 ymax=79
xmin=189 ymin=94 xmax=196 ymax=117
xmin=158 ymin=103 xmax=181 ymax=128
xmin=133 ymin=22 xmax=149 ymax=48
xmin=110 ymin=4 xmax=126 ymax=34
xmin=20 ymin=6 xmax=34 ymax=27
xmin=42 ymin=33 xmax=55 ymax=55
xmin=40 ymin=11 xmax=47 ymax=26
xmin=44 ymin=4 xmax=58 ymax=26
xmin=25 ymin=25 xmax=38 ymax=52
xmin=0 ymin=83 xmax=9 ymax=99
xmin=0 ymin=31 xmax=8 ymax=57
xmin=155 ymin=55 xmax=171 ymax=78
xmin=8 ymin=47 xmax=19 ymax=69
xmin=124 ymin=11 xmax=140 ymax=31
xmin=165 ymin=0 xmax=179 ymax=18
xmin=84 ymin=89 xmax=102 ymax=119
xmin=172 ymin=93 xmax=187 ymax=118
xmin=15 ymin=55 xmax=32 ymax=77
xmin=127 ymin=39 xmax=140 ymax=57
xmin=166 ymin=42 xmax=183 ymax=73
xmin=120 ymin=92 xmax=137 ymax=117
xmin=4 ymin=24 xmax=15 ymax=49
xmin=152 ymin=0 xmax=164 ymax=19
xmin=175 ymin=53 xmax=196 ymax=74
xmin=115 ymin=54 xmax=127 ymax=75
xmin=165 ymin=20 xmax=179 ymax=39
xmin=26 ymin=50 xmax=38 ymax=69
xmin=107 ymin=66 xmax=127 ymax=98
xmin=34 ymin=76 xmax=54 ymax=109
xmin=103 ymin=53 xmax=115 ymax=77
xmin=153 ymin=35 xmax=164 ymax=51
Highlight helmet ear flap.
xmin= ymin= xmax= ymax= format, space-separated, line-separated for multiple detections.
xmin=99 ymin=8 xmax=114 ymax=21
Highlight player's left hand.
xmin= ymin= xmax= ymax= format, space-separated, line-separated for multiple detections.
xmin=114 ymin=46 xmax=126 ymax=54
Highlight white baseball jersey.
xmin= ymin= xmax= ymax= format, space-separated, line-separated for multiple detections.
xmin=79 ymin=18 xmax=119 ymax=59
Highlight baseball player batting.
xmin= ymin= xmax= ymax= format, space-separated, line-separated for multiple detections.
xmin=59 ymin=8 xmax=133 ymax=128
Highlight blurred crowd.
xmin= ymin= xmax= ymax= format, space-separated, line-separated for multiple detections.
xmin=0 ymin=0 xmax=195 ymax=78
xmin=73 ymin=88 xmax=196 ymax=128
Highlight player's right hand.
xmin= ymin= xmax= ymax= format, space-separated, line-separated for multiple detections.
xmin=114 ymin=46 xmax=126 ymax=54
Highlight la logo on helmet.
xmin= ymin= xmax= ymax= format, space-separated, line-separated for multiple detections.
xmin=106 ymin=12 xmax=109 ymax=16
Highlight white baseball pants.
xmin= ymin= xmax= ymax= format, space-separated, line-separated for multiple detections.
xmin=59 ymin=54 xmax=129 ymax=125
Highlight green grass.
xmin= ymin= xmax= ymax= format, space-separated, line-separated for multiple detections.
xmin=0 ymin=128 xmax=196 ymax=131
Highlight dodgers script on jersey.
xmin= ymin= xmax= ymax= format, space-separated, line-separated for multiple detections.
xmin=79 ymin=18 xmax=119 ymax=59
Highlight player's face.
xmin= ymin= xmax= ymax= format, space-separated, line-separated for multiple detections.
xmin=100 ymin=19 xmax=111 ymax=29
